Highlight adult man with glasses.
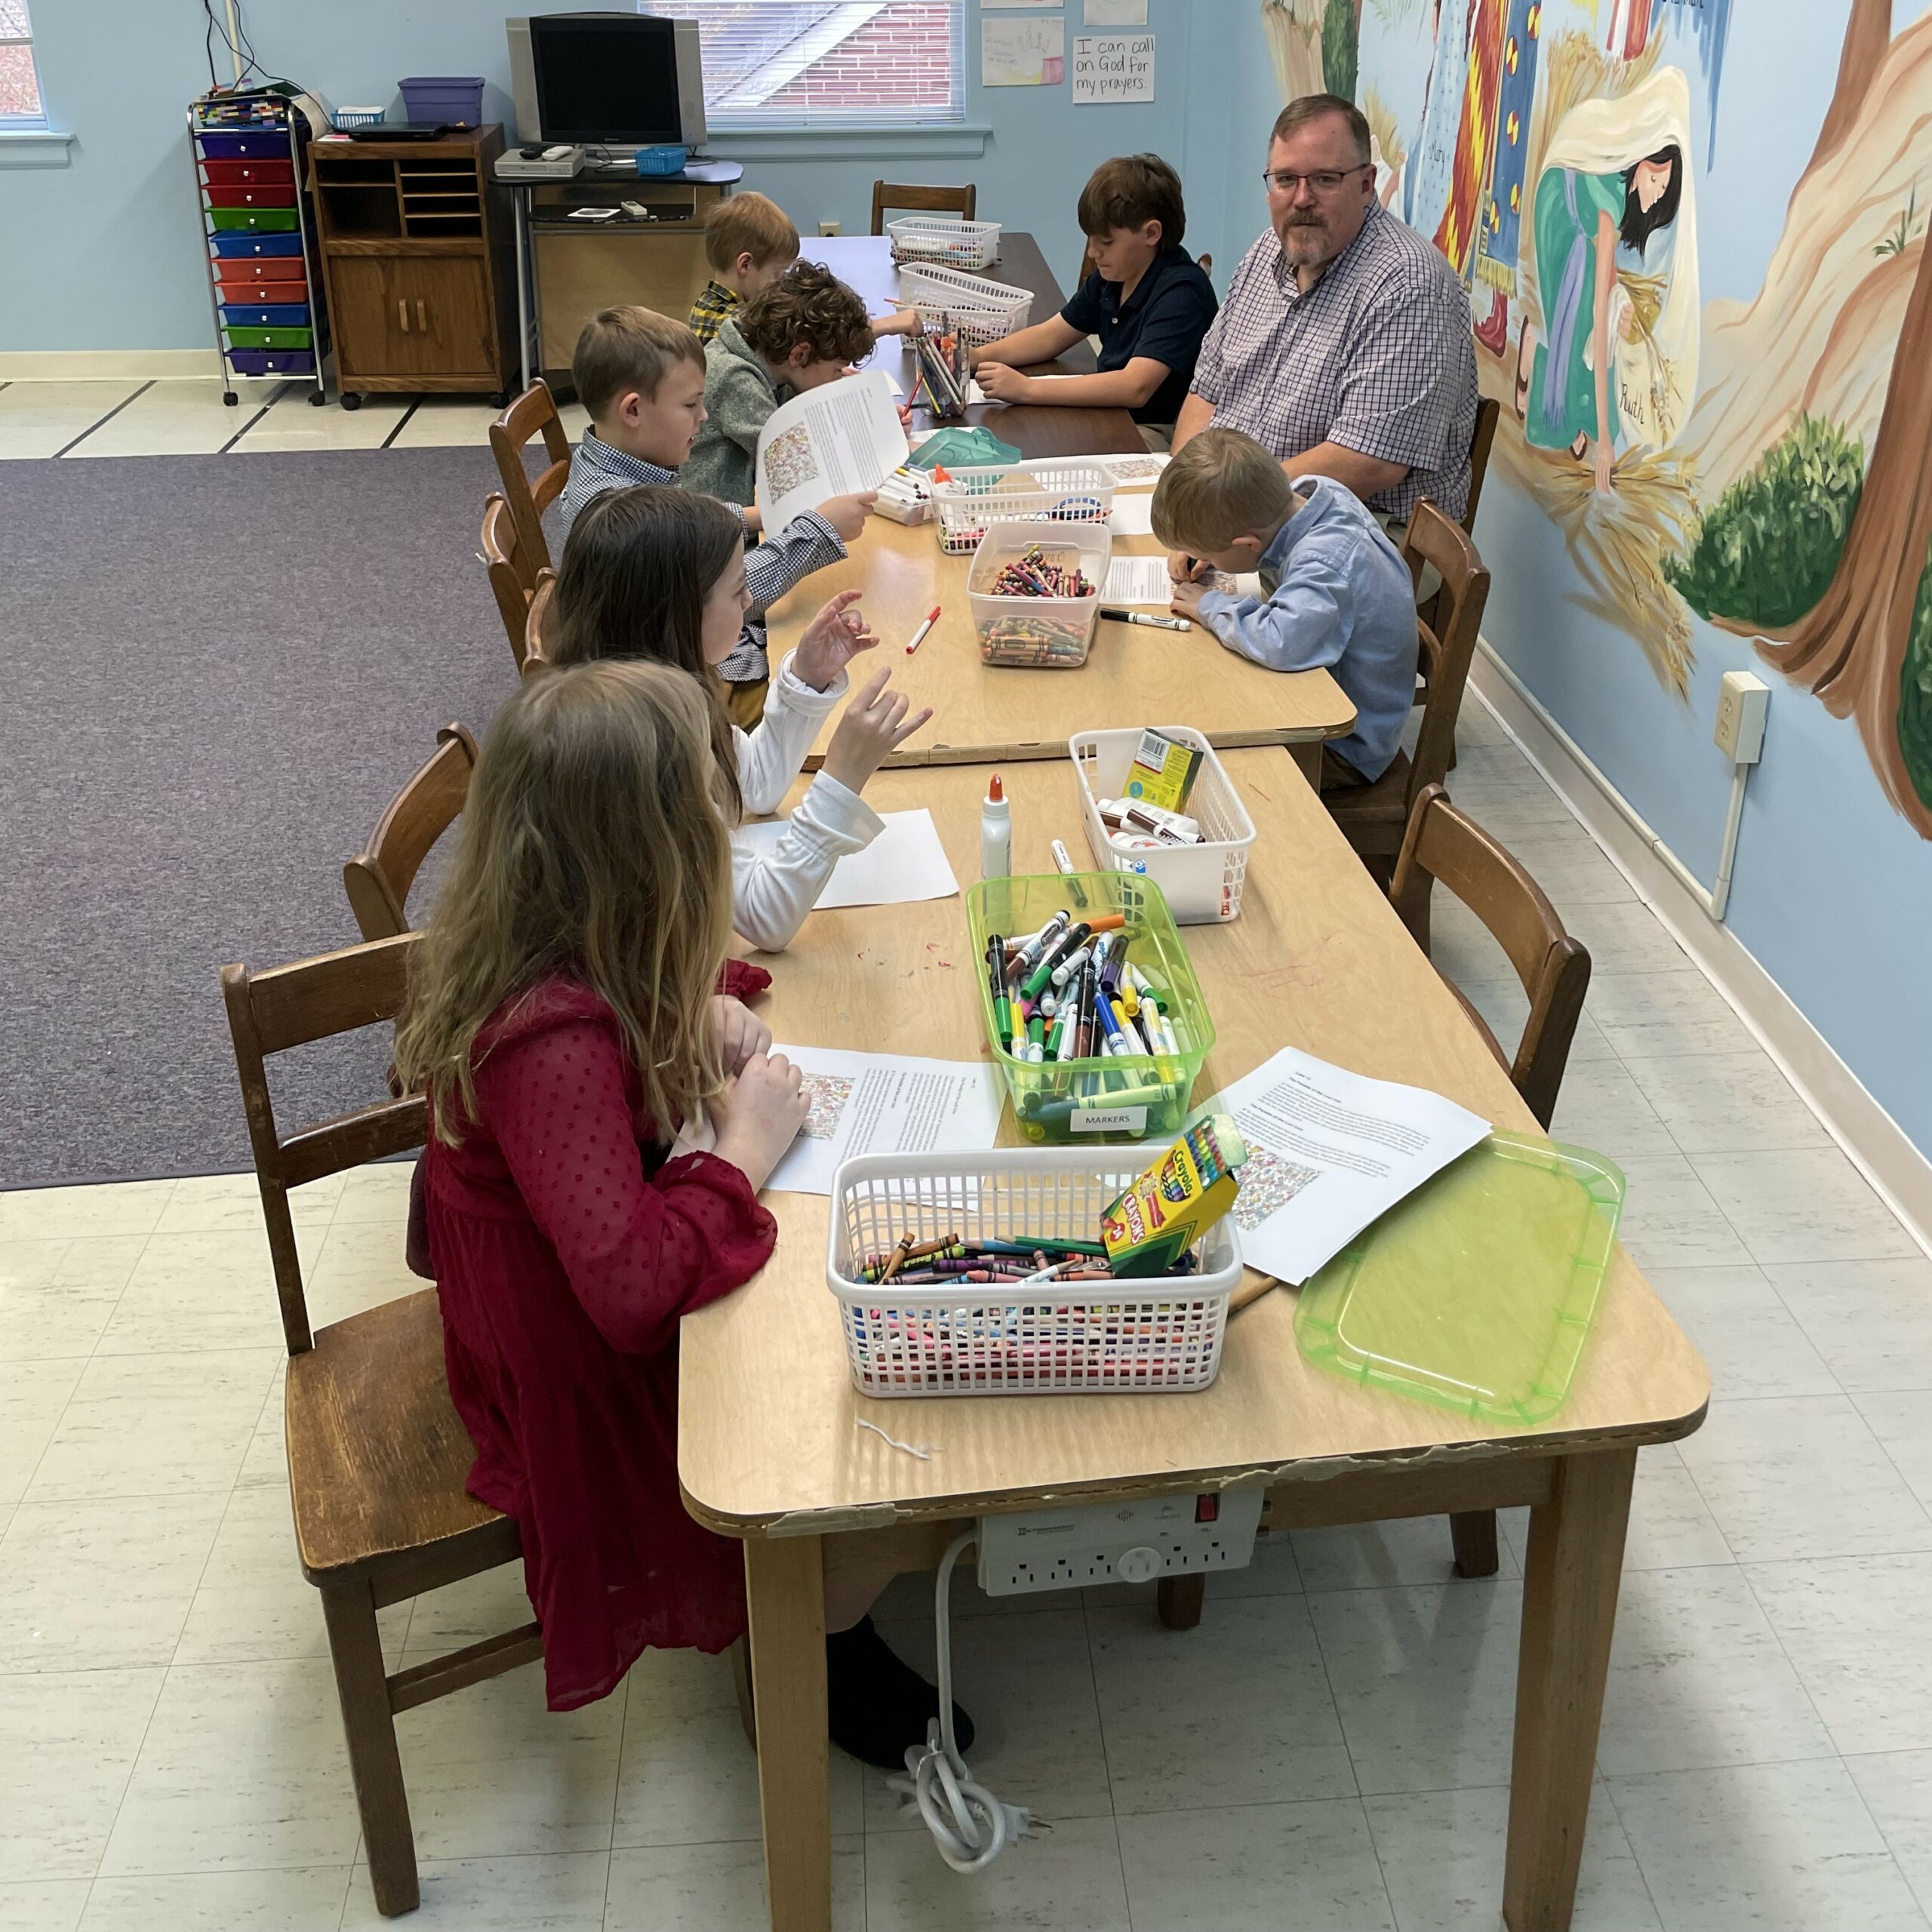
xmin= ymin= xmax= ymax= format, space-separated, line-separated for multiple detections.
xmin=1170 ymin=94 xmax=1477 ymax=560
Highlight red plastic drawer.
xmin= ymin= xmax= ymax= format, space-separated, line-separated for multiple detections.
xmin=213 ymin=257 xmax=306 ymax=289
xmin=205 ymin=183 xmax=297 ymax=208
xmin=200 ymin=158 xmax=294 ymax=186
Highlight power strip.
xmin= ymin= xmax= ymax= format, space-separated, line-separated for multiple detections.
xmin=977 ymin=1487 xmax=1264 ymax=1596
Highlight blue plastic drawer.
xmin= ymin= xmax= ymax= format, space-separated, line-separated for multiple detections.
xmin=198 ymin=130 xmax=289 ymax=161
xmin=229 ymin=348 xmax=315 ymax=376
xmin=219 ymin=302 xmax=310 ymax=328
xmin=211 ymin=230 xmax=303 ymax=259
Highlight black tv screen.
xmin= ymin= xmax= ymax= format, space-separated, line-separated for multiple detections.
xmin=530 ymin=15 xmax=685 ymax=145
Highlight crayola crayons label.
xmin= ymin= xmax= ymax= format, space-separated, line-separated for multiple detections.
xmin=1100 ymin=1113 xmax=1247 ymax=1278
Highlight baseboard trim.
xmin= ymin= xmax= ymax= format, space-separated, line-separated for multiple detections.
xmin=0 ymin=349 xmax=222 ymax=380
xmin=1470 ymin=640 xmax=1932 ymax=1260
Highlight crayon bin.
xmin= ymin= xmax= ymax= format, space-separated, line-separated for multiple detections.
xmin=965 ymin=870 xmax=1215 ymax=1144
xmin=967 ymin=521 xmax=1111 ymax=669
xmin=826 ymin=1149 xmax=1242 ymax=1395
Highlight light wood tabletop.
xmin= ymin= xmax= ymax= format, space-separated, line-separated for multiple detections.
xmin=681 ymin=752 xmax=1707 ymax=1932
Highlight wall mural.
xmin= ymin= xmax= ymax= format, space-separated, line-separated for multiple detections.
xmin=1308 ymin=0 xmax=1932 ymax=838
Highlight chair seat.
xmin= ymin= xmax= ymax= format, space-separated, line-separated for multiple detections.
xmin=287 ymin=1287 xmax=509 ymax=1583
xmin=1323 ymin=749 xmax=1412 ymax=854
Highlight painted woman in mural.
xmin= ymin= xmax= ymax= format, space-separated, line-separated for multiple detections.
xmin=1512 ymin=65 xmax=1699 ymax=493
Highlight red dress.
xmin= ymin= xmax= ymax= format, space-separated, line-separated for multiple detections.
xmin=420 ymin=966 xmax=775 ymax=1711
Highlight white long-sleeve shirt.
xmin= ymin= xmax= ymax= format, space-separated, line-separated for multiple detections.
xmin=730 ymin=651 xmax=883 ymax=952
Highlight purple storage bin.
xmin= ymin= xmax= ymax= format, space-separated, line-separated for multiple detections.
xmin=229 ymin=348 xmax=316 ymax=376
xmin=397 ymin=76 xmax=485 ymax=127
xmin=198 ymin=131 xmax=288 ymax=160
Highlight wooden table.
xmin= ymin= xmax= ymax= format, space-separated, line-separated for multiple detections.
xmin=683 ymin=752 xmax=1709 ymax=1932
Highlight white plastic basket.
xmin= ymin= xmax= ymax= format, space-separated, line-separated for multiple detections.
xmin=826 ymin=1149 xmax=1241 ymax=1397
xmin=931 ymin=462 xmax=1116 ymax=555
xmin=1070 ymin=726 xmax=1258 ymax=924
xmin=968 ymin=520 xmax=1112 ymax=668
xmin=897 ymin=259 xmax=1032 ymax=347
xmin=888 ymin=214 xmax=1004 ymax=270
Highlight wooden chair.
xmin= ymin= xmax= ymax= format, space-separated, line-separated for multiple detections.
xmin=1388 ymin=781 xmax=1593 ymax=1577
xmin=488 ymin=378 xmax=572 ymax=581
xmin=1325 ymin=500 xmax=1489 ymax=869
xmin=343 ymin=724 xmax=479 ymax=943
xmin=481 ymin=493 xmax=544 ymax=672
xmin=221 ymin=934 xmax=540 ymax=1918
xmin=522 ymin=569 xmax=555 ymax=678
xmin=870 ymin=179 xmax=977 ymax=234
xmin=1463 ymin=394 xmax=1500 ymax=536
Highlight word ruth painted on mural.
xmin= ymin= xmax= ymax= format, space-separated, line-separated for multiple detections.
xmin=1072 ymin=34 xmax=1155 ymax=104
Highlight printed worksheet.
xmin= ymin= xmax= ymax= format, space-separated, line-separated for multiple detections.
xmin=754 ymin=368 xmax=909 ymax=531
xmin=1108 ymin=494 xmax=1158 ymax=537
xmin=1103 ymin=555 xmax=1174 ymax=602
xmin=734 ymin=809 xmax=958 ymax=909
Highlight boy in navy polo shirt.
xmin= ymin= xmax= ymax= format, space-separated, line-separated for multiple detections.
xmin=971 ymin=153 xmax=1217 ymax=431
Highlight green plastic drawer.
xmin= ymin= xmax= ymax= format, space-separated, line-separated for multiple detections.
xmin=225 ymin=325 xmax=313 ymax=349
xmin=208 ymin=206 xmax=297 ymax=232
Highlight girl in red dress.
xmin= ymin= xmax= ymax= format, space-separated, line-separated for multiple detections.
xmin=395 ymin=660 xmax=968 ymax=1761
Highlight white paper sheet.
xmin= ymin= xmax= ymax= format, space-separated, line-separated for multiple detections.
xmin=754 ymin=368 xmax=909 ymax=531
xmin=982 ymin=13 xmax=1066 ymax=85
xmin=766 ymin=1047 xmax=1006 ymax=1196
xmin=1084 ymin=0 xmax=1147 ymax=21
xmin=1108 ymin=493 xmax=1157 ymax=537
xmin=1210 ymin=1047 xmax=1491 ymax=1284
xmin=736 ymin=809 xmax=958 ymax=909
xmin=1073 ymin=32 xmax=1155 ymax=103
xmin=1103 ymin=554 xmax=1174 ymax=602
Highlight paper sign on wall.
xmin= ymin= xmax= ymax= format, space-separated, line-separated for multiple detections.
xmin=1072 ymin=32 xmax=1154 ymax=103
xmin=983 ymin=14 xmax=1066 ymax=86
xmin=1084 ymin=0 xmax=1148 ymax=22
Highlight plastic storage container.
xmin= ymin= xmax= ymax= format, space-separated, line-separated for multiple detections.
xmin=210 ymin=230 xmax=304 ymax=258
xmin=888 ymin=214 xmax=1003 ymax=269
xmin=224 ymin=325 xmax=313 ymax=349
xmin=1070 ymin=727 xmax=1258 ymax=924
xmin=1295 ymin=1134 xmax=1626 ymax=1425
xmin=219 ymin=302 xmax=312 ymax=328
xmin=896 ymin=260 xmax=1032 ymax=347
xmin=966 ymin=870 xmax=1215 ymax=1143
xmin=968 ymin=521 xmax=1111 ymax=669
xmin=209 ymin=206 xmax=297 ymax=232
xmin=931 ymin=462 xmax=1115 ymax=556
xmin=333 ymin=106 xmax=386 ymax=130
xmin=632 ymin=143 xmax=689 ymax=175
xmin=198 ymin=130 xmax=288 ymax=161
xmin=200 ymin=158 xmax=294 ymax=186
xmin=826 ymin=1149 xmax=1242 ymax=1396
xmin=228 ymin=348 xmax=316 ymax=375
xmin=398 ymin=75 xmax=485 ymax=126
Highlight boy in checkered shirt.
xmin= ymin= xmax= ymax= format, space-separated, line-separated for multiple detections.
xmin=688 ymin=194 xmax=800 ymax=346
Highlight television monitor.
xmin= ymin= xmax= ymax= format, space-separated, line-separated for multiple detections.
xmin=507 ymin=13 xmax=707 ymax=149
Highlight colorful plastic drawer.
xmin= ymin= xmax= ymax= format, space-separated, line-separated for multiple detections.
xmin=229 ymin=348 xmax=315 ymax=375
xmin=205 ymin=183 xmax=297 ymax=209
xmin=214 ymin=269 xmax=307 ymax=302
xmin=226 ymin=325 xmax=312 ymax=349
xmin=208 ymin=207 xmax=298 ymax=232
xmin=219 ymin=303 xmax=310 ymax=328
xmin=198 ymin=131 xmax=290 ymax=161
xmin=200 ymin=158 xmax=294 ymax=186
xmin=211 ymin=230 xmax=303 ymax=259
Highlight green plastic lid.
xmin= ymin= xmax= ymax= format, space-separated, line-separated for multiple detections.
xmin=1294 ymin=1133 xmax=1626 ymax=1426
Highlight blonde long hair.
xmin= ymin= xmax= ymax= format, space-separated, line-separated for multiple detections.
xmin=394 ymin=660 xmax=732 ymax=1144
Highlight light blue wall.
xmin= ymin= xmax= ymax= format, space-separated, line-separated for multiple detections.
xmin=1 ymin=0 xmax=1257 ymax=352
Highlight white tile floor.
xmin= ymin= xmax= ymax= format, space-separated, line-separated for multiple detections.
xmin=3 ymin=417 xmax=1930 ymax=1923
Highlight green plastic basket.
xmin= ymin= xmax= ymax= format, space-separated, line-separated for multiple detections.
xmin=964 ymin=871 xmax=1215 ymax=1144
xmin=1294 ymin=1133 xmax=1626 ymax=1426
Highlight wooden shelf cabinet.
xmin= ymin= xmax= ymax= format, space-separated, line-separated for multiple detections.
xmin=312 ymin=126 xmax=515 ymax=405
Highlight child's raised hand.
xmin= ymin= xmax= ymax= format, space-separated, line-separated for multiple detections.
xmin=792 ymin=589 xmax=879 ymax=691
xmin=821 ymin=666 xmax=934 ymax=794
xmin=709 ymin=1051 xmax=809 ymax=1192
xmin=817 ymin=492 xmax=878 ymax=543
xmin=709 ymin=995 xmax=772 ymax=1075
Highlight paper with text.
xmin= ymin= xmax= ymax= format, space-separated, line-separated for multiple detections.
xmin=736 ymin=808 xmax=958 ymax=910
xmin=1104 ymin=555 xmax=1174 ymax=602
xmin=754 ymin=368 xmax=909 ymax=532
xmin=1073 ymin=32 xmax=1155 ymax=103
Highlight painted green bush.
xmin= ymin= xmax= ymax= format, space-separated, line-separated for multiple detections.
xmin=1666 ymin=414 xmax=1866 ymax=629
xmin=1323 ymin=0 xmax=1358 ymax=101
xmin=1900 ymin=540 xmax=1932 ymax=811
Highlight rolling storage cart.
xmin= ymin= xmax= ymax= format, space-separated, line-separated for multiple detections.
xmin=190 ymin=91 xmax=330 ymax=408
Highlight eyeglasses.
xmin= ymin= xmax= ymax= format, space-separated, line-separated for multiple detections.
xmin=1262 ymin=163 xmax=1371 ymax=198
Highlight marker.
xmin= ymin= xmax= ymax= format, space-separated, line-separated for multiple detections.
xmin=905 ymin=604 xmax=942 ymax=654
xmin=1100 ymin=608 xmax=1192 ymax=632
xmin=988 ymin=937 xmax=1013 ymax=1053
xmin=1050 ymin=942 xmax=1093 ymax=989
xmin=1023 ymin=922 xmax=1091 ymax=1000
xmin=1026 ymin=1011 xmax=1045 ymax=1064
xmin=1049 ymin=838 xmax=1090 ymax=908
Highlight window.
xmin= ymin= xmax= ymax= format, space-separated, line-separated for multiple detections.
xmin=0 ymin=0 xmax=46 ymax=125
xmin=643 ymin=2 xmax=964 ymax=128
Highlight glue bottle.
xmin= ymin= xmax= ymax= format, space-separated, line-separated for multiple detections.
xmin=980 ymin=773 xmax=1011 ymax=879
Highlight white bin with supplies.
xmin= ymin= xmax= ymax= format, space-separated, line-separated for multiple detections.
xmin=897 ymin=259 xmax=1032 ymax=348
xmin=968 ymin=520 xmax=1111 ymax=669
xmin=1069 ymin=726 xmax=1258 ymax=924
xmin=888 ymin=214 xmax=1003 ymax=269
xmin=826 ymin=1149 xmax=1241 ymax=1397
xmin=931 ymin=461 xmax=1116 ymax=555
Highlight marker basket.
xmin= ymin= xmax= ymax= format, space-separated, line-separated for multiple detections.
xmin=826 ymin=1149 xmax=1241 ymax=1396
xmin=931 ymin=462 xmax=1117 ymax=555
xmin=1070 ymin=727 xmax=1258 ymax=924
xmin=888 ymin=214 xmax=1004 ymax=270
xmin=897 ymin=259 xmax=1032 ymax=346
xmin=968 ymin=520 xmax=1112 ymax=669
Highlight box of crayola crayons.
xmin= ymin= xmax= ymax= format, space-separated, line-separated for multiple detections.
xmin=1100 ymin=1112 xmax=1249 ymax=1278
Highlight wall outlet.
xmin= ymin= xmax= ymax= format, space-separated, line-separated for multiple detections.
xmin=1715 ymin=669 xmax=1770 ymax=764
xmin=818 ymin=219 xmax=841 ymax=236
xmin=977 ymin=1487 xmax=1265 ymax=1596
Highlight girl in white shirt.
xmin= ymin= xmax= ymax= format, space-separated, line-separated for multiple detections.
xmin=546 ymin=485 xmax=933 ymax=950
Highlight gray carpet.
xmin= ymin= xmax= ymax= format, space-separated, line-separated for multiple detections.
xmin=1 ymin=448 xmax=522 ymax=1190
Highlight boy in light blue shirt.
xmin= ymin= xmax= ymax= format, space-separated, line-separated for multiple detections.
xmin=1152 ymin=427 xmax=1417 ymax=786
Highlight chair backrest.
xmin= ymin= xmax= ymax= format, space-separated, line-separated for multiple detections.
xmin=1399 ymin=500 xmax=1490 ymax=817
xmin=480 ymin=494 xmax=543 ymax=670
xmin=221 ymin=934 xmax=427 ymax=1355
xmin=343 ymin=724 xmax=479 ymax=943
xmin=871 ymin=179 xmax=977 ymax=234
xmin=488 ymin=379 xmax=572 ymax=580
xmin=1389 ymin=785 xmax=1591 ymax=1130
xmin=1463 ymin=395 xmax=1500 ymax=534
xmin=522 ymin=570 xmax=555 ymax=678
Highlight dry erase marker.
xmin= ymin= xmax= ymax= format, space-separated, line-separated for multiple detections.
xmin=905 ymin=604 xmax=941 ymax=654
xmin=1100 ymin=608 xmax=1192 ymax=632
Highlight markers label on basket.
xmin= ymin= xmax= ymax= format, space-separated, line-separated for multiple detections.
xmin=1073 ymin=1106 xmax=1149 ymax=1135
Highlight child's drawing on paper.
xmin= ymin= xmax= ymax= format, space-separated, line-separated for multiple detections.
xmin=801 ymin=1074 xmax=854 ymax=1141
xmin=761 ymin=423 xmax=820 ymax=500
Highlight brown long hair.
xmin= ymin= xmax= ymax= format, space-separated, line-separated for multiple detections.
xmin=393 ymin=660 xmax=733 ymax=1144
xmin=546 ymin=484 xmax=746 ymax=820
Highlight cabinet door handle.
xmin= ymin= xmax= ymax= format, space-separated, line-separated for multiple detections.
xmin=417 ymin=299 xmax=428 ymax=332
xmin=398 ymin=300 xmax=409 ymax=333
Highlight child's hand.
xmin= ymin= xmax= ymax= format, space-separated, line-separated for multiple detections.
xmin=897 ymin=404 xmax=914 ymax=431
xmin=973 ymin=361 xmax=1031 ymax=404
xmin=793 ymin=589 xmax=879 ymax=690
xmin=817 ymin=492 xmax=878 ymax=543
xmin=821 ymin=666 xmax=934 ymax=793
xmin=872 ymin=306 xmax=922 ymax=338
xmin=709 ymin=995 xmax=771 ymax=1075
xmin=709 ymin=1051 xmax=809 ymax=1193
xmin=742 ymin=505 xmax=764 ymax=536
xmin=1168 ymin=549 xmax=1211 ymax=584
xmin=1170 ymin=580 xmax=1207 ymax=618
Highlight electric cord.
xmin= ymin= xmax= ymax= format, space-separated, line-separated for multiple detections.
xmin=884 ymin=1530 xmax=1042 ymax=1874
